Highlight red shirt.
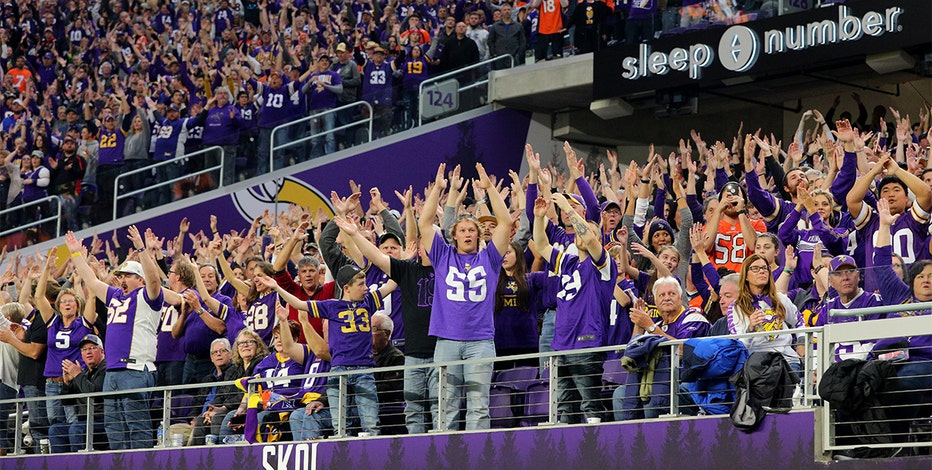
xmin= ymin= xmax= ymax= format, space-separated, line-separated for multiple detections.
xmin=274 ymin=270 xmax=336 ymax=342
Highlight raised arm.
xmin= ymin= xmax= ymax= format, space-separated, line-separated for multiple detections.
xmin=34 ymin=256 xmax=55 ymax=323
xmin=476 ymin=163 xmax=511 ymax=255
xmin=274 ymin=303 xmax=306 ymax=365
xmin=552 ymin=192 xmax=602 ymax=259
xmin=254 ymin=274 xmax=309 ymax=312
xmin=334 ymin=216 xmax=392 ymax=275
xmin=531 ymin=196 xmax=554 ymax=264
xmin=140 ymin=228 xmax=166 ymax=301
xmin=63 ymin=231 xmax=111 ymax=301
xmin=418 ymin=164 xmax=447 ymax=254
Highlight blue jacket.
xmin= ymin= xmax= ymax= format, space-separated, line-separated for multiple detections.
xmin=681 ymin=338 xmax=749 ymax=415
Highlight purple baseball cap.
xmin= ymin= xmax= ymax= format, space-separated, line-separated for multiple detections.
xmin=829 ymin=255 xmax=857 ymax=272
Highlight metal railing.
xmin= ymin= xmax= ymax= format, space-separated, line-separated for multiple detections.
xmin=1 ymin=326 xmax=836 ymax=455
xmin=113 ymin=146 xmax=225 ymax=220
xmin=269 ymin=101 xmax=374 ymax=174
xmin=0 ymin=195 xmax=62 ymax=238
xmin=818 ymin=311 xmax=932 ymax=457
xmin=418 ymin=54 xmax=515 ymax=126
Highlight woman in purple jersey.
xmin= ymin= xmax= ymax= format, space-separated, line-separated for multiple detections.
xmin=35 ymin=257 xmax=97 ymax=430
xmin=213 ymin=241 xmax=279 ymax=346
xmin=493 ymin=240 xmax=544 ymax=370
xmin=418 ymin=163 xmax=513 ymax=431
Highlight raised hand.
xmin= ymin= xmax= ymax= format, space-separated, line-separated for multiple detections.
xmin=532 ymin=196 xmax=549 ymax=218
xmin=876 ymin=197 xmax=899 ymax=226
xmin=332 ymin=215 xmax=359 ymax=236
xmin=525 ymin=143 xmax=540 ymax=175
xmin=394 ymin=185 xmax=413 ymax=209
xmin=784 ymin=246 xmax=798 ymax=271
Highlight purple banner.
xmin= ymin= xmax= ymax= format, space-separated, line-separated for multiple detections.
xmin=5 ymin=412 xmax=928 ymax=469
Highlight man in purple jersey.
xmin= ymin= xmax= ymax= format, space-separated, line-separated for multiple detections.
xmin=619 ymin=277 xmax=710 ymax=420
xmin=847 ymin=151 xmax=932 ymax=290
xmin=533 ymin=193 xmax=616 ymax=423
xmin=301 ymin=54 xmax=343 ymax=157
xmin=419 ymin=163 xmax=512 ymax=430
xmin=155 ymin=259 xmax=194 ymax=387
xmin=65 ymin=226 xmax=164 ymax=449
xmin=95 ymin=108 xmax=126 ymax=225
xmin=247 ymin=69 xmax=301 ymax=174
xmin=360 ymin=47 xmax=395 ymax=138
xmin=200 ymin=89 xmax=243 ymax=186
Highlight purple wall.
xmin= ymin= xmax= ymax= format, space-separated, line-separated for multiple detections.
xmin=4 ymin=412 xmax=928 ymax=469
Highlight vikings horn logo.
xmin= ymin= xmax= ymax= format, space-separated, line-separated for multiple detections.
xmin=231 ymin=177 xmax=334 ymax=223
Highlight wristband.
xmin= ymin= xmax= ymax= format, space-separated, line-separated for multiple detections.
xmin=783 ymin=268 xmax=794 ymax=274
xmin=737 ymin=210 xmax=747 ymax=216
xmin=136 ymin=247 xmax=145 ymax=253
xmin=71 ymin=251 xmax=82 ymax=258
xmin=814 ymin=264 xmax=825 ymax=274
xmin=197 ymin=308 xmax=207 ymax=316
xmin=640 ymin=178 xmax=650 ymax=184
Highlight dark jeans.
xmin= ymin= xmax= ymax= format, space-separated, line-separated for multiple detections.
xmin=535 ymin=32 xmax=565 ymax=61
xmin=48 ymin=420 xmax=107 ymax=453
xmin=0 ymin=383 xmax=16 ymax=451
xmin=556 ymin=352 xmax=606 ymax=423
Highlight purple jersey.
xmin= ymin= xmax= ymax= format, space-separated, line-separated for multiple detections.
xmin=181 ymin=289 xmax=232 ymax=356
xmin=202 ymin=104 xmax=242 ymax=146
xmin=104 ymin=285 xmax=163 ymax=371
xmin=253 ymin=351 xmax=308 ymax=411
xmin=649 ymin=307 xmax=710 ymax=339
xmin=361 ymin=61 xmax=394 ymax=106
xmin=427 ymin=231 xmax=504 ymax=341
xmin=364 ymin=262 xmax=404 ymax=348
xmin=306 ymin=71 xmax=342 ymax=110
xmin=605 ymin=278 xmax=638 ymax=360
xmin=44 ymin=315 xmax=93 ymax=377
xmin=549 ymin=247 xmax=616 ymax=351
xmin=307 ymin=291 xmax=383 ymax=367
xmin=156 ymin=304 xmax=186 ymax=362
xmin=97 ymin=127 xmax=126 ymax=166
xmin=245 ymin=291 xmax=280 ymax=346
xmin=255 ymin=79 xmax=300 ymax=128
xmin=494 ymin=272 xmax=546 ymax=350
xmin=853 ymin=200 xmax=931 ymax=290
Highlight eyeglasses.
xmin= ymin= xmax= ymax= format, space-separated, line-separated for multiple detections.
xmin=80 ymin=346 xmax=100 ymax=352
xmin=211 ymin=349 xmax=230 ymax=356
xmin=830 ymin=269 xmax=859 ymax=277
xmin=59 ymin=298 xmax=78 ymax=304
xmin=237 ymin=340 xmax=258 ymax=347
xmin=747 ymin=265 xmax=770 ymax=273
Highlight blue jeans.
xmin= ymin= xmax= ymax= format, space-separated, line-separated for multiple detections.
xmin=309 ymin=109 xmax=336 ymax=157
xmin=403 ymin=355 xmax=438 ymax=434
xmin=218 ymin=409 xmax=240 ymax=438
xmin=326 ymin=366 xmax=379 ymax=436
xmin=257 ymin=128 xmax=283 ymax=175
xmin=0 ymin=383 xmax=16 ymax=451
xmin=289 ymin=406 xmax=332 ymax=440
xmin=538 ymin=309 xmax=556 ymax=373
xmin=433 ymin=339 xmax=495 ymax=431
xmin=103 ymin=368 xmax=155 ymax=450
xmin=556 ymin=352 xmax=606 ymax=423
xmin=48 ymin=420 xmax=107 ymax=453
xmin=23 ymin=385 xmax=48 ymax=452
xmin=45 ymin=379 xmax=78 ymax=426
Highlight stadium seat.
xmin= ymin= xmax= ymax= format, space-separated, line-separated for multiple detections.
xmin=521 ymin=382 xmax=551 ymax=427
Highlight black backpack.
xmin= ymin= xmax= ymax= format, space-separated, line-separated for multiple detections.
xmin=730 ymin=352 xmax=800 ymax=432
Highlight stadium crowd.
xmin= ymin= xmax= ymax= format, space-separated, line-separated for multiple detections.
xmin=0 ymin=0 xmax=804 ymax=242
xmin=0 ymin=85 xmax=929 ymax=451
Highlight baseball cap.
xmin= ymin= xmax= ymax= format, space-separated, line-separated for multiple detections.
xmin=336 ymin=42 xmax=348 ymax=52
xmin=365 ymin=41 xmax=379 ymax=49
xmin=335 ymin=265 xmax=362 ymax=289
xmin=78 ymin=334 xmax=104 ymax=349
xmin=378 ymin=232 xmax=402 ymax=247
xmin=600 ymin=200 xmax=621 ymax=212
xmin=829 ymin=255 xmax=857 ymax=272
xmin=372 ymin=47 xmax=386 ymax=55
xmin=115 ymin=261 xmax=145 ymax=278
xmin=43 ymin=52 xmax=54 ymax=59
xmin=11 ymin=99 xmax=23 ymax=107
xmin=103 ymin=113 xmax=115 ymax=120
xmin=168 ymin=104 xmax=180 ymax=111
xmin=477 ymin=215 xmax=497 ymax=225
xmin=31 ymin=150 xmax=44 ymax=159
xmin=565 ymin=193 xmax=586 ymax=210
xmin=317 ymin=54 xmax=332 ymax=62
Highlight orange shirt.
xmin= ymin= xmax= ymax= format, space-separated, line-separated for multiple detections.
xmin=537 ymin=0 xmax=564 ymax=35
xmin=705 ymin=218 xmax=767 ymax=273
xmin=8 ymin=68 xmax=32 ymax=92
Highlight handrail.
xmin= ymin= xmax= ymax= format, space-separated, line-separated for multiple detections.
xmin=268 ymin=101 xmax=374 ymax=174
xmin=0 ymin=325 xmax=834 ymax=449
xmin=418 ymin=54 xmax=515 ymax=126
xmin=0 ymin=195 xmax=62 ymax=238
xmin=113 ymin=146 xmax=225 ymax=220
xmin=830 ymin=301 xmax=932 ymax=317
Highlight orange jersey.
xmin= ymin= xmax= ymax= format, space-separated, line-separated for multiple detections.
xmin=705 ymin=218 xmax=767 ymax=273
xmin=8 ymin=68 xmax=32 ymax=92
xmin=537 ymin=0 xmax=565 ymax=35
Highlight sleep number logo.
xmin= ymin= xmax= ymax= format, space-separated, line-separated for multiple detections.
xmin=620 ymin=5 xmax=905 ymax=81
